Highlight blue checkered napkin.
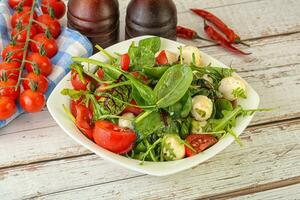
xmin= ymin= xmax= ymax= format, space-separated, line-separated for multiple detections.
xmin=0 ymin=1 xmax=93 ymax=128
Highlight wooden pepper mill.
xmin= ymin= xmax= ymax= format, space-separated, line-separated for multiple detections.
xmin=67 ymin=0 xmax=120 ymax=50
xmin=125 ymin=0 xmax=177 ymax=40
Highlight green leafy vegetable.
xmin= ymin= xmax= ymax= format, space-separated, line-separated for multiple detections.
xmin=232 ymin=87 xmax=247 ymax=99
xmin=154 ymin=64 xmax=193 ymax=108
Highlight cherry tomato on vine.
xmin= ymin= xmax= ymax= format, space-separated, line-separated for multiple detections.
xmin=11 ymin=26 xmax=37 ymax=43
xmin=25 ymin=53 xmax=52 ymax=76
xmin=41 ymin=0 xmax=66 ymax=19
xmin=156 ymin=50 xmax=168 ymax=65
xmin=0 ymin=61 xmax=21 ymax=80
xmin=120 ymin=53 xmax=130 ymax=71
xmin=185 ymin=134 xmax=218 ymax=157
xmin=71 ymin=69 xmax=92 ymax=91
xmin=36 ymin=14 xmax=61 ymax=38
xmin=93 ymin=120 xmax=136 ymax=154
xmin=11 ymin=7 xmax=37 ymax=28
xmin=123 ymin=100 xmax=143 ymax=116
xmin=75 ymin=104 xmax=94 ymax=140
xmin=0 ymin=78 xmax=20 ymax=100
xmin=19 ymin=89 xmax=45 ymax=112
xmin=22 ymin=72 xmax=49 ymax=93
xmin=1 ymin=43 xmax=25 ymax=62
xmin=30 ymin=33 xmax=58 ymax=58
xmin=8 ymin=0 xmax=33 ymax=9
xmin=0 ymin=96 xmax=17 ymax=120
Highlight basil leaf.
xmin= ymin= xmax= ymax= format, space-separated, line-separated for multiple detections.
xmin=154 ymin=64 xmax=193 ymax=108
xmin=139 ymin=37 xmax=161 ymax=54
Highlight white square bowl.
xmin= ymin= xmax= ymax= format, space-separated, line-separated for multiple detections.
xmin=47 ymin=35 xmax=260 ymax=176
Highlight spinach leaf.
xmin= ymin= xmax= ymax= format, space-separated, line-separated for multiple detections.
xmin=215 ymin=99 xmax=233 ymax=119
xmin=167 ymin=91 xmax=192 ymax=118
xmin=154 ymin=64 xmax=193 ymax=108
xmin=134 ymin=111 xmax=165 ymax=140
xmin=143 ymin=65 xmax=169 ymax=79
xmin=139 ymin=48 xmax=155 ymax=67
xmin=139 ymin=36 xmax=161 ymax=54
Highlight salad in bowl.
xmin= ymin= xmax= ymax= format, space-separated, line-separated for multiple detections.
xmin=48 ymin=36 xmax=263 ymax=175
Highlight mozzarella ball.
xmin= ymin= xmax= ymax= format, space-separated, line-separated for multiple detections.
xmin=191 ymin=95 xmax=213 ymax=121
xmin=218 ymin=76 xmax=247 ymax=101
xmin=162 ymin=134 xmax=185 ymax=161
xmin=181 ymin=46 xmax=202 ymax=66
xmin=118 ymin=113 xmax=135 ymax=130
xmin=155 ymin=50 xmax=178 ymax=64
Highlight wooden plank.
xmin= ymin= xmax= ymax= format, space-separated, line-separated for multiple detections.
xmin=1 ymin=33 xmax=300 ymax=168
xmin=232 ymin=184 xmax=300 ymax=200
xmin=1 ymin=118 xmax=298 ymax=200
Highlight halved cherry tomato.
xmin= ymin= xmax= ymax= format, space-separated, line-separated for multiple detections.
xmin=156 ymin=50 xmax=168 ymax=65
xmin=0 ymin=61 xmax=21 ymax=80
xmin=11 ymin=26 xmax=37 ymax=43
xmin=41 ymin=0 xmax=66 ymax=19
xmin=71 ymin=70 xmax=92 ymax=91
xmin=93 ymin=120 xmax=136 ymax=154
xmin=75 ymin=104 xmax=93 ymax=140
xmin=19 ymin=89 xmax=45 ymax=112
xmin=185 ymin=134 xmax=218 ymax=157
xmin=11 ymin=7 xmax=37 ymax=28
xmin=22 ymin=72 xmax=49 ymax=93
xmin=0 ymin=78 xmax=20 ymax=100
xmin=25 ymin=53 xmax=52 ymax=76
xmin=36 ymin=14 xmax=61 ymax=38
xmin=120 ymin=53 xmax=130 ymax=71
xmin=123 ymin=100 xmax=143 ymax=116
xmin=0 ymin=96 xmax=17 ymax=120
xmin=30 ymin=33 xmax=58 ymax=58
xmin=70 ymin=99 xmax=82 ymax=118
xmin=8 ymin=0 xmax=33 ymax=9
xmin=2 ymin=43 xmax=25 ymax=62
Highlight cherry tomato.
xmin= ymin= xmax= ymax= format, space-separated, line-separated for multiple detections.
xmin=11 ymin=7 xmax=37 ymax=28
xmin=30 ymin=33 xmax=58 ymax=58
xmin=120 ymin=53 xmax=130 ymax=71
xmin=11 ymin=26 xmax=37 ymax=43
xmin=70 ymin=99 xmax=82 ymax=118
xmin=2 ymin=43 xmax=25 ymax=62
xmin=41 ymin=0 xmax=66 ymax=19
xmin=185 ymin=134 xmax=218 ymax=157
xmin=8 ymin=0 xmax=33 ymax=9
xmin=25 ymin=53 xmax=52 ymax=76
xmin=22 ymin=72 xmax=49 ymax=93
xmin=93 ymin=120 xmax=136 ymax=154
xmin=19 ymin=89 xmax=45 ymax=112
xmin=0 ymin=96 xmax=17 ymax=120
xmin=0 ymin=61 xmax=21 ymax=80
xmin=0 ymin=78 xmax=20 ymax=100
xmin=71 ymin=70 xmax=91 ymax=91
xmin=156 ymin=50 xmax=168 ymax=65
xmin=123 ymin=100 xmax=143 ymax=116
xmin=36 ymin=14 xmax=61 ymax=38
xmin=96 ymin=68 xmax=104 ymax=79
xmin=75 ymin=104 xmax=93 ymax=140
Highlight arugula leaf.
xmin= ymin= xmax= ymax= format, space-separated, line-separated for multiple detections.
xmin=61 ymin=89 xmax=88 ymax=100
xmin=215 ymin=99 xmax=233 ymax=119
xmin=154 ymin=64 xmax=193 ymax=108
xmin=232 ymin=87 xmax=247 ymax=99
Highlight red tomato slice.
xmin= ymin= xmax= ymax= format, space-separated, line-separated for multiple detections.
xmin=93 ymin=120 xmax=136 ymax=154
xmin=120 ymin=53 xmax=130 ymax=71
xmin=185 ymin=134 xmax=218 ymax=157
xmin=75 ymin=104 xmax=93 ymax=140
xmin=156 ymin=50 xmax=168 ymax=65
xmin=123 ymin=100 xmax=143 ymax=116
xmin=71 ymin=69 xmax=92 ymax=91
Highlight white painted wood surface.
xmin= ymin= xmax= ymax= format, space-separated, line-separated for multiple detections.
xmin=1 ymin=0 xmax=300 ymax=199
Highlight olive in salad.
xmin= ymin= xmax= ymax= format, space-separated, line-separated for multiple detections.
xmin=62 ymin=37 xmax=263 ymax=162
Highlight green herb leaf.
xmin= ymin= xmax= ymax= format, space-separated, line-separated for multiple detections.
xmin=232 ymin=87 xmax=247 ymax=99
xmin=154 ymin=64 xmax=193 ymax=108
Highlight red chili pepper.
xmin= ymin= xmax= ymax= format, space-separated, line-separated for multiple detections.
xmin=204 ymin=21 xmax=250 ymax=55
xmin=176 ymin=26 xmax=212 ymax=42
xmin=191 ymin=9 xmax=249 ymax=47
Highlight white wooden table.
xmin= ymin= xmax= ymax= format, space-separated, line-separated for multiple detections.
xmin=1 ymin=0 xmax=300 ymax=199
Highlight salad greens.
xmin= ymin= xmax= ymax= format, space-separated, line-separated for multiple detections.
xmin=62 ymin=37 xmax=265 ymax=163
